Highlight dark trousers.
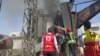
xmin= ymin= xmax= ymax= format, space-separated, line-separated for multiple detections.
xmin=69 ymin=44 xmax=76 ymax=56
xmin=43 ymin=52 xmax=56 ymax=56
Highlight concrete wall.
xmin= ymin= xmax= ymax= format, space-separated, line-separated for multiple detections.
xmin=13 ymin=39 xmax=22 ymax=49
xmin=11 ymin=38 xmax=22 ymax=56
xmin=37 ymin=16 xmax=54 ymax=37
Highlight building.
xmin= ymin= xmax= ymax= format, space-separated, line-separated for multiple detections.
xmin=9 ymin=32 xmax=24 ymax=49
xmin=9 ymin=32 xmax=24 ymax=38
xmin=9 ymin=32 xmax=24 ymax=56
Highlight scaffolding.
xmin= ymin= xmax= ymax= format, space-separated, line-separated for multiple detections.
xmin=22 ymin=0 xmax=38 ymax=56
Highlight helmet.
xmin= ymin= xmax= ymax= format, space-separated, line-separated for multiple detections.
xmin=84 ymin=21 xmax=91 ymax=29
xmin=66 ymin=26 xmax=72 ymax=32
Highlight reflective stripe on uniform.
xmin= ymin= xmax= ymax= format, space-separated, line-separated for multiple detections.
xmin=84 ymin=29 xmax=99 ymax=43
xmin=68 ymin=32 xmax=76 ymax=44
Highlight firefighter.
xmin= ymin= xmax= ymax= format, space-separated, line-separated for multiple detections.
xmin=83 ymin=21 xmax=99 ymax=56
xmin=66 ymin=27 xmax=76 ymax=56
xmin=41 ymin=27 xmax=59 ymax=56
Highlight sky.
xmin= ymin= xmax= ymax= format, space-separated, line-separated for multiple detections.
xmin=74 ymin=0 xmax=100 ymax=35
xmin=74 ymin=0 xmax=100 ymax=23
xmin=0 ymin=0 xmax=100 ymax=35
xmin=0 ymin=0 xmax=24 ymax=35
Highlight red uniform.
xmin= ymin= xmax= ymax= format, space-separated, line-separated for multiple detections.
xmin=42 ymin=33 xmax=56 ymax=52
xmin=84 ymin=30 xmax=100 ymax=56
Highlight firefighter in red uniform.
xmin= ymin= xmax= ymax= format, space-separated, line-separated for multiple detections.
xmin=83 ymin=21 xmax=100 ymax=56
xmin=41 ymin=27 xmax=59 ymax=56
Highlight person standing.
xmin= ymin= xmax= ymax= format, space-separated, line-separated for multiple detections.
xmin=83 ymin=21 xmax=99 ymax=56
xmin=41 ymin=27 xmax=59 ymax=56
xmin=53 ymin=11 xmax=66 ymax=56
xmin=66 ymin=27 xmax=76 ymax=56
xmin=78 ymin=33 xmax=85 ymax=56
xmin=55 ymin=27 xmax=65 ymax=56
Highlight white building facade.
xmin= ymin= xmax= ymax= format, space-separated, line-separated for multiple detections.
xmin=9 ymin=32 xmax=24 ymax=49
xmin=9 ymin=32 xmax=24 ymax=56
